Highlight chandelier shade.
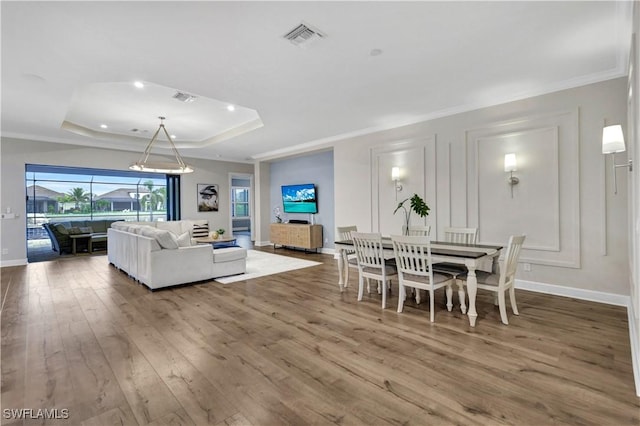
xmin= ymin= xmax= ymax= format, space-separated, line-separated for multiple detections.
xmin=129 ymin=117 xmax=194 ymax=174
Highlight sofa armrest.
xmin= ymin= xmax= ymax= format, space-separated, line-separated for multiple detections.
xmin=140 ymin=244 xmax=215 ymax=289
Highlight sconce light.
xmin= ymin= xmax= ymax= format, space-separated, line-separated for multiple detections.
xmin=391 ymin=166 xmax=403 ymax=199
xmin=602 ymin=124 xmax=633 ymax=194
xmin=504 ymin=153 xmax=519 ymax=198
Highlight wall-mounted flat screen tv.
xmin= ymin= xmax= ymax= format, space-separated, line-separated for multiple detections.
xmin=281 ymin=183 xmax=318 ymax=213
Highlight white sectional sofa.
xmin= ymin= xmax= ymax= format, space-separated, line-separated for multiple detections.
xmin=108 ymin=220 xmax=247 ymax=290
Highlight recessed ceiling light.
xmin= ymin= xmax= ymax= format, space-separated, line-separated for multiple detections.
xmin=170 ymin=134 xmax=176 ymax=139
xmin=370 ymin=48 xmax=383 ymax=57
xmin=100 ymin=124 xmax=108 ymax=129
xmin=134 ymin=81 xmax=144 ymax=89
xmin=227 ymin=105 xmax=235 ymax=112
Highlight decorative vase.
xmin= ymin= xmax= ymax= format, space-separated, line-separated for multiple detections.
xmin=210 ymin=231 xmax=219 ymax=240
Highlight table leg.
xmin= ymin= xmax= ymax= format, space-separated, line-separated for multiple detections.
xmin=466 ymin=263 xmax=478 ymax=327
xmin=88 ymin=237 xmax=93 ymax=253
xmin=72 ymin=238 xmax=77 ymax=255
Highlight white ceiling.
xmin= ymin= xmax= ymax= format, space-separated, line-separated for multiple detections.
xmin=1 ymin=1 xmax=633 ymax=163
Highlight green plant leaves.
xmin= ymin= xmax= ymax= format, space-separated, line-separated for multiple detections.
xmin=409 ymin=194 xmax=430 ymax=218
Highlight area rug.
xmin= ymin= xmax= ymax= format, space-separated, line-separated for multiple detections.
xmin=215 ymin=249 xmax=322 ymax=284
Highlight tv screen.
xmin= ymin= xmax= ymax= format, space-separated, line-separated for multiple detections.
xmin=281 ymin=183 xmax=318 ymax=214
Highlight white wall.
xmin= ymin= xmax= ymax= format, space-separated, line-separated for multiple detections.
xmin=0 ymin=138 xmax=253 ymax=266
xmin=269 ymin=150 xmax=334 ymax=249
xmin=334 ymin=78 xmax=629 ymax=296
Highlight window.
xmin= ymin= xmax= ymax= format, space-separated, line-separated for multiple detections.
xmin=25 ymin=165 xmax=177 ymax=238
xmin=232 ymin=187 xmax=250 ymax=218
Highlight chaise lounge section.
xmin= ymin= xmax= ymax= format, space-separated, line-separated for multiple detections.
xmin=108 ymin=220 xmax=247 ymax=290
xmin=42 ymin=219 xmax=118 ymax=254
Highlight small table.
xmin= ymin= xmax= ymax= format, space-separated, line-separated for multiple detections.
xmin=70 ymin=233 xmax=109 ymax=255
xmin=194 ymin=236 xmax=237 ymax=248
xmin=69 ymin=234 xmax=91 ymax=255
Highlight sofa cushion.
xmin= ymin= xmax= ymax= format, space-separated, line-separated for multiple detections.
xmin=90 ymin=220 xmax=107 ymax=233
xmin=156 ymin=221 xmax=183 ymax=236
xmin=110 ymin=221 xmax=129 ymax=231
xmin=177 ymin=231 xmax=193 ymax=247
xmin=67 ymin=226 xmax=83 ymax=235
xmin=180 ymin=219 xmax=208 ymax=234
xmin=140 ymin=227 xmax=179 ymax=250
xmin=213 ymin=247 xmax=247 ymax=263
xmin=192 ymin=224 xmax=209 ymax=238
xmin=55 ymin=223 xmax=71 ymax=235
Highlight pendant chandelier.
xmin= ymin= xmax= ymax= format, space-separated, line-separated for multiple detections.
xmin=129 ymin=116 xmax=194 ymax=174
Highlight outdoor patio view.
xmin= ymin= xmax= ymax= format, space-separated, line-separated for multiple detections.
xmin=26 ymin=165 xmax=168 ymax=261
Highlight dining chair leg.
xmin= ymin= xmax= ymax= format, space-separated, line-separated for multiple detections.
xmin=509 ymin=287 xmax=519 ymax=315
xmin=429 ymin=289 xmax=435 ymax=322
xmin=445 ymin=285 xmax=453 ymax=312
xmin=397 ymin=284 xmax=406 ymax=313
xmin=357 ymin=275 xmax=365 ymax=301
xmin=416 ymin=290 xmax=422 ymax=305
xmin=381 ymin=280 xmax=387 ymax=309
xmin=498 ymin=291 xmax=509 ymax=325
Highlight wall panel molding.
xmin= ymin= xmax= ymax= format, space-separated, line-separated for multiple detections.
xmin=371 ymin=137 xmax=436 ymax=235
xmin=465 ymin=110 xmax=581 ymax=268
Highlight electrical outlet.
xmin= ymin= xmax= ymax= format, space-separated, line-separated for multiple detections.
xmin=524 ymin=263 xmax=531 ymax=272
xmin=325 ymin=238 xmax=328 ymax=243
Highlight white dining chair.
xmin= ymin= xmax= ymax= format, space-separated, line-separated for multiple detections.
xmin=336 ymin=225 xmax=358 ymax=287
xmin=351 ymin=232 xmax=397 ymax=309
xmin=391 ymin=235 xmax=455 ymax=322
xmin=457 ymin=235 xmax=526 ymax=325
xmin=402 ymin=224 xmax=431 ymax=236
xmin=443 ymin=227 xmax=478 ymax=244
xmin=432 ymin=227 xmax=478 ymax=312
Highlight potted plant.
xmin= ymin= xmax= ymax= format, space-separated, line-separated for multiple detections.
xmin=393 ymin=193 xmax=430 ymax=235
xmin=216 ymin=228 xmax=225 ymax=236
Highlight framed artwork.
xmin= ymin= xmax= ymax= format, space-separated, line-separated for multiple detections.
xmin=197 ymin=184 xmax=219 ymax=212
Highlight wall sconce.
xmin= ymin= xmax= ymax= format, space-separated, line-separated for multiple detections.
xmin=391 ymin=166 xmax=403 ymax=199
xmin=504 ymin=153 xmax=519 ymax=198
xmin=602 ymin=124 xmax=633 ymax=194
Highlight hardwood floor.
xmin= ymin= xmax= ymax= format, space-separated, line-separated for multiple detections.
xmin=1 ymin=248 xmax=639 ymax=425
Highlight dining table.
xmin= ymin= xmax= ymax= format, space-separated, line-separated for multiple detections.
xmin=334 ymin=237 xmax=503 ymax=327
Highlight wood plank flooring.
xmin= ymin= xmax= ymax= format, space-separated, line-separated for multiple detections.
xmin=1 ymin=248 xmax=639 ymax=425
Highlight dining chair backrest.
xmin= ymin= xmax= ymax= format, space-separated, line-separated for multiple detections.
xmin=403 ymin=225 xmax=431 ymax=237
xmin=391 ymin=234 xmax=434 ymax=278
xmin=351 ymin=232 xmax=386 ymax=269
xmin=443 ymin=227 xmax=478 ymax=244
xmin=499 ymin=235 xmax=526 ymax=288
xmin=336 ymin=225 xmax=358 ymax=242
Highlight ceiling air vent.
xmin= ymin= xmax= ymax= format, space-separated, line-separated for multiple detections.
xmin=173 ymin=91 xmax=197 ymax=103
xmin=283 ymin=22 xmax=325 ymax=47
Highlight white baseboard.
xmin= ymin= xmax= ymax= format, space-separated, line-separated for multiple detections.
xmin=254 ymin=241 xmax=272 ymax=247
xmin=0 ymin=258 xmax=28 ymax=267
xmin=627 ymin=300 xmax=640 ymax=397
xmin=515 ymin=279 xmax=630 ymax=306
